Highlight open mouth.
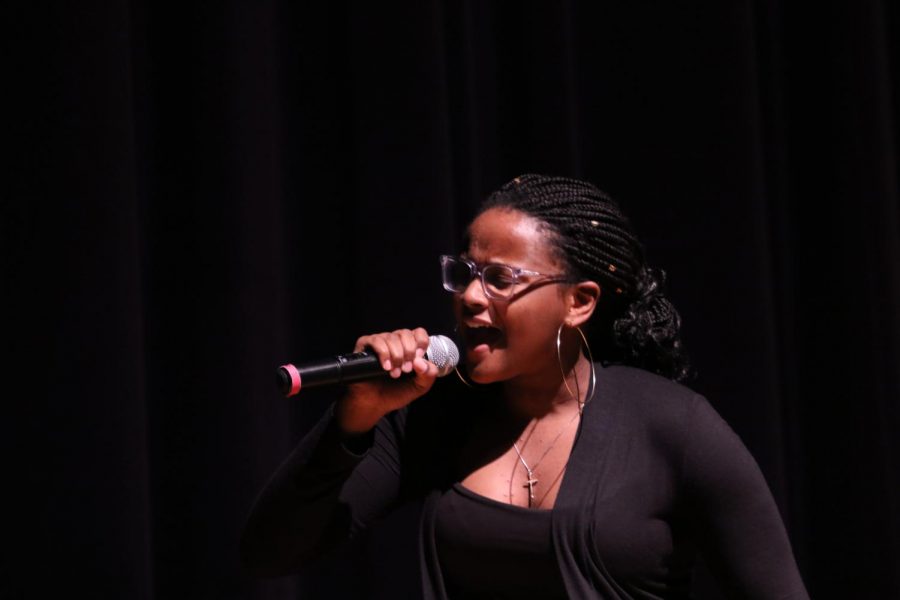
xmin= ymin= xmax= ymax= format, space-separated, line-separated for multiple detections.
xmin=462 ymin=324 xmax=503 ymax=350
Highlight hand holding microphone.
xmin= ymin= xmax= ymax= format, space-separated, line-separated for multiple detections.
xmin=276 ymin=328 xmax=459 ymax=435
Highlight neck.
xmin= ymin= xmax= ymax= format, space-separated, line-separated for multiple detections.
xmin=502 ymin=350 xmax=590 ymax=420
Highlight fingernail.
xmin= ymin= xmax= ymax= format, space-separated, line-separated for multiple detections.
xmin=391 ymin=368 xmax=401 ymax=378
xmin=402 ymin=361 xmax=412 ymax=373
xmin=383 ymin=360 xmax=391 ymax=370
xmin=415 ymin=348 xmax=425 ymax=359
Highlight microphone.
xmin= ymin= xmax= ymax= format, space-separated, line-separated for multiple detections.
xmin=276 ymin=334 xmax=459 ymax=397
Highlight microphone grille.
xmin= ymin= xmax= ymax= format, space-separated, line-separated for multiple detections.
xmin=426 ymin=335 xmax=460 ymax=377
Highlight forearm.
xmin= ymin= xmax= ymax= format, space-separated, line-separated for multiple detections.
xmin=241 ymin=328 xmax=435 ymax=577
xmin=240 ymin=408 xmax=375 ymax=577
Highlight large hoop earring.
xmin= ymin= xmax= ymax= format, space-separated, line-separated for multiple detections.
xmin=556 ymin=323 xmax=597 ymax=415
xmin=577 ymin=326 xmax=597 ymax=413
xmin=556 ymin=323 xmax=580 ymax=403
xmin=452 ymin=324 xmax=474 ymax=388
xmin=454 ymin=365 xmax=474 ymax=388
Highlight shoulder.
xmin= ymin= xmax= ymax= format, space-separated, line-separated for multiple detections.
xmin=596 ymin=363 xmax=701 ymax=419
xmin=598 ymin=363 xmax=696 ymax=398
xmin=591 ymin=363 xmax=724 ymax=452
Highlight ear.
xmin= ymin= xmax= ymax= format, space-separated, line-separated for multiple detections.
xmin=565 ymin=281 xmax=601 ymax=328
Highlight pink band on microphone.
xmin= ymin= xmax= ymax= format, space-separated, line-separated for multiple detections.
xmin=281 ymin=364 xmax=301 ymax=396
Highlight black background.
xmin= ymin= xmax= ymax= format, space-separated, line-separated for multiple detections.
xmin=5 ymin=1 xmax=899 ymax=598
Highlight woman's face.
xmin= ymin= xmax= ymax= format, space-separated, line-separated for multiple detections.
xmin=454 ymin=207 xmax=573 ymax=385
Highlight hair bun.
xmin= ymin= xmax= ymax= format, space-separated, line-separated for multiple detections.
xmin=613 ymin=267 xmax=692 ymax=381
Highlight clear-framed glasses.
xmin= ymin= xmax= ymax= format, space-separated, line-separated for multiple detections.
xmin=440 ymin=255 xmax=570 ymax=300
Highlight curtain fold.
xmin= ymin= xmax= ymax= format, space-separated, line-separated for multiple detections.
xmin=6 ymin=2 xmax=898 ymax=598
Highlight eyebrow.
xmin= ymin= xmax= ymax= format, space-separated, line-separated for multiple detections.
xmin=460 ymin=253 xmax=504 ymax=265
xmin=460 ymin=254 xmax=538 ymax=273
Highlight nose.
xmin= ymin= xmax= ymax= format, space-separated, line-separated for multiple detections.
xmin=460 ymin=275 xmax=489 ymax=311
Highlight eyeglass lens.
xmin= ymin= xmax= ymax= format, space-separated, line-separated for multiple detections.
xmin=442 ymin=257 xmax=517 ymax=298
xmin=442 ymin=258 xmax=474 ymax=292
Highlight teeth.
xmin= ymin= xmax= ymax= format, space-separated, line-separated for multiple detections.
xmin=467 ymin=326 xmax=500 ymax=336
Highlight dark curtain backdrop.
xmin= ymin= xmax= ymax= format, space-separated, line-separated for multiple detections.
xmin=5 ymin=1 xmax=899 ymax=598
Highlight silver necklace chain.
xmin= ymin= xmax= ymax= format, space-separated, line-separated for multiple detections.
xmin=512 ymin=408 xmax=581 ymax=507
xmin=510 ymin=357 xmax=597 ymax=508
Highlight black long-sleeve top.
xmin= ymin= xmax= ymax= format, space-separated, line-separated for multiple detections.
xmin=241 ymin=364 xmax=809 ymax=599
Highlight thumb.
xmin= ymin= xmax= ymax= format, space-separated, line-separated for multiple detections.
xmin=410 ymin=356 xmax=439 ymax=394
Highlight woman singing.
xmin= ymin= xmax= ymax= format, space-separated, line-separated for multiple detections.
xmin=241 ymin=174 xmax=808 ymax=599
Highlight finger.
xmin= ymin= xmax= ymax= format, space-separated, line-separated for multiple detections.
xmin=412 ymin=327 xmax=430 ymax=360
xmin=398 ymin=330 xmax=420 ymax=373
xmin=425 ymin=360 xmax=438 ymax=377
xmin=412 ymin=358 xmax=439 ymax=392
xmin=356 ymin=334 xmax=393 ymax=371
xmin=384 ymin=334 xmax=405 ymax=378
xmin=412 ymin=356 xmax=439 ymax=376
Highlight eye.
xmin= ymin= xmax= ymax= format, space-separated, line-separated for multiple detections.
xmin=448 ymin=260 xmax=475 ymax=287
xmin=483 ymin=265 xmax=516 ymax=290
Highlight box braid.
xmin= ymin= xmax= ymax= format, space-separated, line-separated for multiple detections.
xmin=481 ymin=174 xmax=692 ymax=382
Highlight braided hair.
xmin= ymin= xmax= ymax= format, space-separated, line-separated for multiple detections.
xmin=480 ymin=174 xmax=692 ymax=382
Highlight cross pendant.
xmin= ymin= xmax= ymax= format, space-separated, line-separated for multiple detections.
xmin=523 ymin=471 xmax=539 ymax=507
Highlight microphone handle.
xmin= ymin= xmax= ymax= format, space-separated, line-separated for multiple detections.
xmin=277 ymin=350 xmax=384 ymax=396
xmin=277 ymin=334 xmax=458 ymax=397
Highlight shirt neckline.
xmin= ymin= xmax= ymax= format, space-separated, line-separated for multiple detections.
xmin=451 ymin=482 xmax=555 ymax=514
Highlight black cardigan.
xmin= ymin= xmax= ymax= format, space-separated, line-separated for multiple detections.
xmin=241 ymin=364 xmax=809 ymax=599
